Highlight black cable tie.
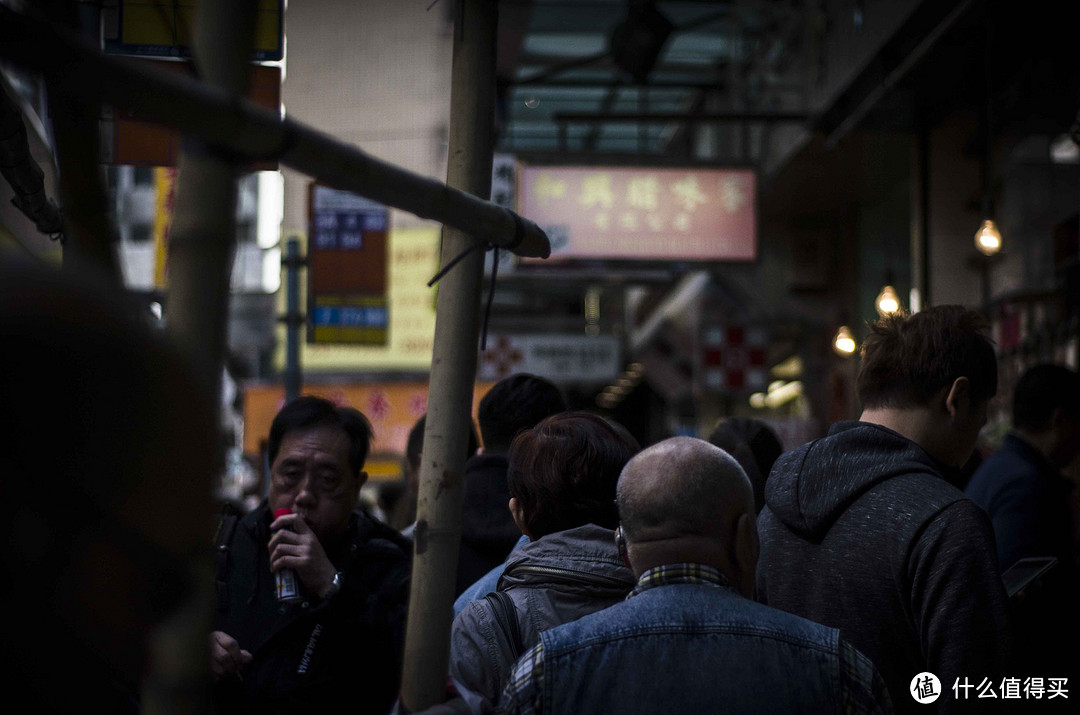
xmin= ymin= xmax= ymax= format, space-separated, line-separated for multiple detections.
xmin=480 ymin=246 xmax=499 ymax=351
xmin=426 ymin=240 xmax=487 ymax=288
xmin=507 ymin=209 xmax=526 ymax=252
xmin=427 ymin=211 xmax=528 ymax=348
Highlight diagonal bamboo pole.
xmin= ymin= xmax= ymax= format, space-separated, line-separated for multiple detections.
xmin=0 ymin=6 xmax=549 ymax=260
xmin=399 ymin=0 xmax=499 ymax=709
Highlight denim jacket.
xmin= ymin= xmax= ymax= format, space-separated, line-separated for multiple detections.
xmin=504 ymin=565 xmax=891 ymax=714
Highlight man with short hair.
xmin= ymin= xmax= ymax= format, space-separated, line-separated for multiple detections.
xmin=211 ymin=396 xmax=411 ymax=713
xmin=757 ymin=306 xmax=1010 ymax=713
xmin=455 ymin=373 xmax=567 ymax=595
xmin=451 ymin=412 xmax=638 ymax=710
xmin=500 ymin=437 xmax=892 ymax=714
xmin=966 ymin=363 xmax=1080 ymax=680
xmin=966 ymin=363 xmax=1080 ymax=568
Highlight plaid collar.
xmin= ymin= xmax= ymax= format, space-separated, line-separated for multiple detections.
xmin=629 ymin=563 xmax=735 ymax=598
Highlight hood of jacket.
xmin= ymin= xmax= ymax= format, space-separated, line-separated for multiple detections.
xmin=764 ymin=420 xmax=953 ymax=540
xmin=498 ymin=523 xmax=635 ymax=597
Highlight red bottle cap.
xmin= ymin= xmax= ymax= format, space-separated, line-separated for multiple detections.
xmin=274 ymin=507 xmax=292 ymax=519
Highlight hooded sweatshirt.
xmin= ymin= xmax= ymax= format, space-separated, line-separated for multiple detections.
xmin=757 ymin=421 xmax=1009 ymax=713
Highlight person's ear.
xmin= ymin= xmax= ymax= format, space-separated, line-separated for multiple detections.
xmin=944 ymin=376 xmax=971 ymax=422
xmin=734 ymin=513 xmax=759 ymax=595
xmin=509 ymin=497 xmax=531 ymax=539
xmin=356 ymin=470 xmax=369 ymax=491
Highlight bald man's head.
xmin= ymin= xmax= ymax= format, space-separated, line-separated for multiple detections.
xmin=616 ymin=437 xmax=758 ymax=593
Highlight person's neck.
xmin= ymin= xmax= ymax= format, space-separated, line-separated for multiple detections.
xmin=628 ymin=537 xmax=749 ymax=597
xmin=859 ymin=406 xmax=955 ymax=467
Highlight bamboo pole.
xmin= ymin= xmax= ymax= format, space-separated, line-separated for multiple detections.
xmin=0 ymin=6 xmax=550 ymax=259
xmin=400 ymin=0 xmax=498 ymax=709
xmin=142 ymin=2 xmax=259 ymax=714
xmin=42 ymin=4 xmax=120 ymax=279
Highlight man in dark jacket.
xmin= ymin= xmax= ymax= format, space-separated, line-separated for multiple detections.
xmin=757 ymin=306 xmax=1010 ymax=713
xmin=211 ymin=396 xmax=411 ymax=714
xmin=966 ymin=363 xmax=1080 ymax=681
xmin=966 ymin=363 xmax=1080 ymax=569
xmin=456 ymin=373 xmax=566 ymax=595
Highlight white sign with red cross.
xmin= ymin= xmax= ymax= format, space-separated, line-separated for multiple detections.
xmin=478 ymin=334 xmax=620 ymax=382
xmin=702 ymin=325 xmax=768 ymax=392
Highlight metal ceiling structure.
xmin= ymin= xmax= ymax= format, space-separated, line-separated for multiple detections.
xmin=496 ymin=0 xmax=810 ymax=160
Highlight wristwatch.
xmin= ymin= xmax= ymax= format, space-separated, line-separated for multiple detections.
xmin=323 ymin=571 xmax=344 ymax=600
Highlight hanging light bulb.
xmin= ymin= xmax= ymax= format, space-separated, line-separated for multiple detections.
xmin=875 ymin=285 xmax=901 ymax=317
xmin=974 ymin=219 xmax=1002 ymax=256
xmin=833 ymin=325 xmax=856 ymax=356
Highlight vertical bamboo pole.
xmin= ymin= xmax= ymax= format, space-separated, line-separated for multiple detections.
xmin=45 ymin=1 xmax=120 ymax=280
xmin=167 ymin=0 xmax=257 ymax=386
xmin=143 ymin=2 xmax=258 ymax=714
xmin=400 ymin=0 xmax=498 ymax=709
xmin=284 ymin=237 xmax=303 ymax=402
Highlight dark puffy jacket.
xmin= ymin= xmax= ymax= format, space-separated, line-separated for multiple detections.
xmin=213 ymin=502 xmax=411 ymax=714
xmin=449 ymin=523 xmax=635 ymax=711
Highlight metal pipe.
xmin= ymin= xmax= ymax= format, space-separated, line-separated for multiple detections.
xmin=0 ymin=7 xmax=549 ymax=259
xmin=556 ymin=111 xmax=809 ymax=123
xmin=400 ymin=0 xmax=498 ymax=709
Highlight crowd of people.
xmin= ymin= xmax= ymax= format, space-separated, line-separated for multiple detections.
xmin=210 ymin=305 xmax=1079 ymax=714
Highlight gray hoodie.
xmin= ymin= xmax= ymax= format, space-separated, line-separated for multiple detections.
xmin=757 ymin=421 xmax=1010 ymax=713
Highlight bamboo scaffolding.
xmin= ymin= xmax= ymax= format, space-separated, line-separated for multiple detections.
xmin=0 ymin=6 xmax=550 ymax=259
xmin=399 ymin=0 xmax=500 ymax=707
xmin=141 ymin=2 xmax=260 ymax=713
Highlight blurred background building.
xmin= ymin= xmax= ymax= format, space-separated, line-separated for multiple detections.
xmin=1 ymin=0 xmax=1077 ymax=503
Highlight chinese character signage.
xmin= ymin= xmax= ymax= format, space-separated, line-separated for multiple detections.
xmin=518 ymin=166 xmax=756 ymax=262
xmin=307 ymin=185 xmax=389 ymax=345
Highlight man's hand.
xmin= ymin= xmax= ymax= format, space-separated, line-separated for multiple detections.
xmin=210 ymin=631 xmax=252 ymax=683
xmin=268 ymin=512 xmax=337 ymax=598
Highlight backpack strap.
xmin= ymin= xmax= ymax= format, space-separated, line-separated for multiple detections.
xmin=213 ymin=507 xmax=241 ymax=613
xmin=483 ymin=590 xmax=524 ymax=662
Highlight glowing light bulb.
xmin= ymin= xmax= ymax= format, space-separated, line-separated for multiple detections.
xmin=974 ymin=219 xmax=1002 ymax=256
xmin=833 ymin=325 xmax=856 ymax=356
xmin=875 ymin=285 xmax=901 ymax=317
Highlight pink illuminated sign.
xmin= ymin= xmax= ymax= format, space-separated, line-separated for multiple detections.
xmin=518 ymin=166 xmax=756 ymax=262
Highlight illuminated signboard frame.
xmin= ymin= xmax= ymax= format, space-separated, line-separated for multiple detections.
xmin=517 ymin=164 xmax=758 ymax=264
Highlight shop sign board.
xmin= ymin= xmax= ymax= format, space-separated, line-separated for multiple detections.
xmin=478 ymin=334 xmax=621 ymax=382
xmin=243 ymin=381 xmax=495 ymax=480
xmin=103 ymin=0 xmax=284 ymax=61
xmin=272 ymin=225 xmax=440 ymax=372
xmin=307 ymin=185 xmax=389 ymax=345
xmin=702 ymin=325 xmax=768 ymax=392
xmin=517 ymin=165 xmax=756 ymax=262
